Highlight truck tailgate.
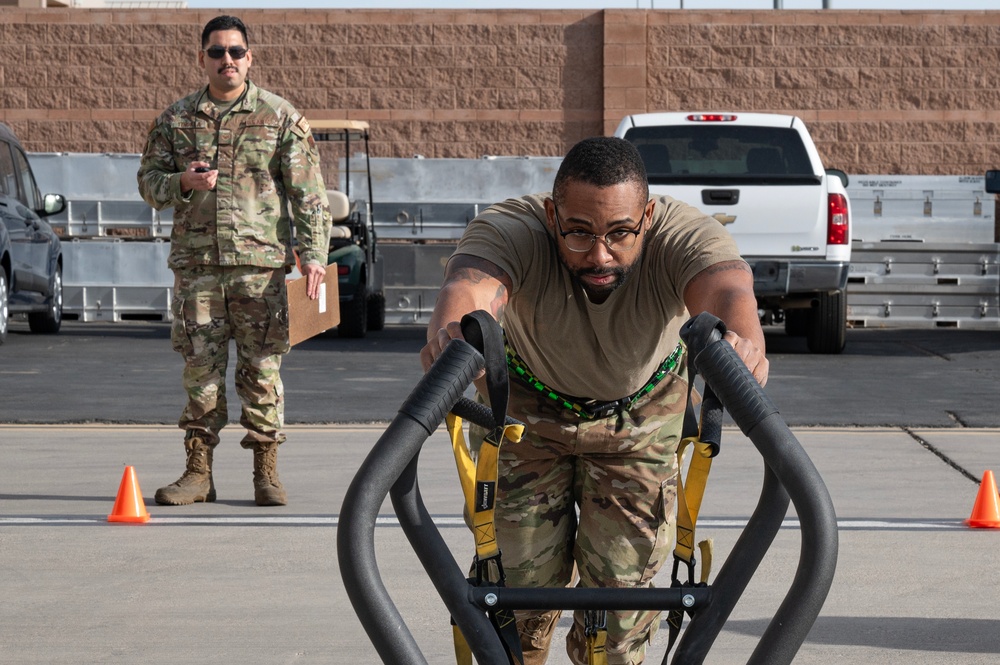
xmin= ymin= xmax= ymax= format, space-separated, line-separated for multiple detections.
xmin=651 ymin=183 xmax=827 ymax=258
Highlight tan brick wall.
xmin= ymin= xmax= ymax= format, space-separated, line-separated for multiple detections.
xmin=0 ymin=7 xmax=605 ymax=182
xmin=634 ymin=9 xmax=1000 ymax=176
xmin=1 ymin=8 xmax=999 ymax=179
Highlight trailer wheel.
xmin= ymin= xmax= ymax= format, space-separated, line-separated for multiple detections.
xmin=367 ymin=291 xmax=386 ymax=331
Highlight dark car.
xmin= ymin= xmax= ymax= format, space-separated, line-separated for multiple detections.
xmin=0 ymin=122 xmax=66 ymax=344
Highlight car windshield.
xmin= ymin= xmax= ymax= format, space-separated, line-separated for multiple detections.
xmin=624 ymin=125 xmax=815 ymax=180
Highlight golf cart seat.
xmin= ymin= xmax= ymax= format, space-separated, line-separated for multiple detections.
xmin=329 ymin=190 xmax=355 ymax=244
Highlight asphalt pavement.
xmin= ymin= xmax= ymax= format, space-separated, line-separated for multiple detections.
xmin=1 ymin=320 xmax=998 ymax=427
xmin=1 ymin=320 xmax=999 ymax=664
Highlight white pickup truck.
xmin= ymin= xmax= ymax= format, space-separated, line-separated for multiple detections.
xmin=614 ymin=112 xmax=852 ymax=354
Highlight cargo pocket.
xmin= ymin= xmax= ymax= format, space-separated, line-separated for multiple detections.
xmin=261 ymin=297 xmax=290 ymax=356
xmin=170 ymin=297 xmax=193 ymax=355
xmin=640 ymin=475 xmax=678 ymax=586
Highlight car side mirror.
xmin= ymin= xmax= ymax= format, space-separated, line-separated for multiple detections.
xmin=985 ymin=170 xmax=1000 ymax=194
xmin=41 ymin=193 xmax=66 ymax=217
xmin=825 ymin=168 xmax=849 ymax=189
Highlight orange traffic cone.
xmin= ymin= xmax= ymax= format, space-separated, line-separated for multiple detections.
xmin=965 ymin=470 xmax=1000 ymax=529
xmin=108 ymin=465 xmax=151 ymax=524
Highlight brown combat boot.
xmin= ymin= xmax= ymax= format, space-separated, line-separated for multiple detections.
xmin=154 ymin=433 xmax=216 ymax=505
xmin=252 ymin=441 xmax=287 ymax=506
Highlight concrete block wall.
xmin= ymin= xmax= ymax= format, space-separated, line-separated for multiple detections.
xmin=1 ymin=7 xmax=1000 ymax=184
xmin=608 ymin=9 xmax=1000 ymax=176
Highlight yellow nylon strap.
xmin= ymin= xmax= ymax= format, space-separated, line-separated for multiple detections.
xmin=452 ymin=624 xmax=473 ymax=665
xmin=445 ymin=413 xmax=524 ymax=560
xmin=446 ymin=413 xmax=526 ymax=665
xmin=473 ymin=433 xmax=502 ymax=559
xmin=447 ymin=413 xmax=477 ymax=520
xmin=698 ymin=538 xmax=714 ymax=585
xmin=586 ymin=630 xmax=608 ymax=665
xmin=473 ymin=424 xmax=523 ymax=560
xmin=674 ymin=435 xmax=715 ymax=564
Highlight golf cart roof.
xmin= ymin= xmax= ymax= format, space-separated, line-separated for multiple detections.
xmin=310 ymin=119 xmax=370 ymax=131
xmin=311 ymin=119 xmax=369 ymax=143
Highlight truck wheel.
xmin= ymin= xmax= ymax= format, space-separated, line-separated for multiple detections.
xmin=338 ymin=290 xmax=368 ymax=339
xmin=784 ymin=309 xmax=808 ymax=337
xmin=367 ymin=291 xmax=386 ymax=332
xmin=28 ymin=265 xmax=63 ymax=335
xmin=806 ymin=290 xmax=846 ymax=354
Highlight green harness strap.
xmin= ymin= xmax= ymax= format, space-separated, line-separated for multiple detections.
xmin=506 ymin=342 xmax=685 ymax=419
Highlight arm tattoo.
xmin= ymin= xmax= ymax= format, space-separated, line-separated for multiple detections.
xmin=444 ymin=255 xmax=510 ymax=320
xmin=448 ymin=265 xmax=495 ymax=286
xmin=490 ymin=285 xmax=506 ymax=320
xmin=445 ymin=255 xmax=508 ymax=284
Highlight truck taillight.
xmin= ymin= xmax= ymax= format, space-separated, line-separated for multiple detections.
xmin=338 ymin=265 xmax=350 ymax=276
xmin=828 ymin=194 xmax=849 ymax=245
xmin=686 ymin=113 xmax=737 ymax=122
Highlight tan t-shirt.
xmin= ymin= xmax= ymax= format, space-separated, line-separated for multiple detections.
xmin=454 ymin=192 xmax=744 ymax=401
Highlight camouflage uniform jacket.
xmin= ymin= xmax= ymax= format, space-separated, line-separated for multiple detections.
xmin=137 ymin=80 xmax=331 ymax=269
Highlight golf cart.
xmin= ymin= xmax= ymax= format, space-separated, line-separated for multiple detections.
xmin=311 ymin=119 xmax=385 ymax=338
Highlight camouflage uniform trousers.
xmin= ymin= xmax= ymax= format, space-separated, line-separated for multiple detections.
xmin=170 ymin=265 xmax=291 ymax=449
xmin=477 ymin=360 xmax=687 ymax=665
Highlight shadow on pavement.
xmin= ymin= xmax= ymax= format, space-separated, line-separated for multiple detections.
xmin=726 ymin=616 xmax=1000 ymax=653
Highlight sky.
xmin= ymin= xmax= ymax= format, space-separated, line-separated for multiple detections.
xmin=186 ymin=1 xmax=1000 ymax=10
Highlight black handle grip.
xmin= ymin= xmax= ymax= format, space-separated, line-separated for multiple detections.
xmin=399 ymin=339 xmax=483 ymax=435
xmin=451 ymin=397 xmax=521 ymax=430
xmin=698 ymin=388 xmax=723 ymax=457
xmin=680 ymin=313 xmax=778 ymax=436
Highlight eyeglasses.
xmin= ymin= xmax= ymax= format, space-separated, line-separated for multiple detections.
xmin=204 ymin=45 xmax=248 ymax=60
xmin=553 ymin=205 xmax=643 ymax=253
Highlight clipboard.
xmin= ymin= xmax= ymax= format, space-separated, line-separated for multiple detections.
xmin=287 ymin=264 xmax=340 ymax=346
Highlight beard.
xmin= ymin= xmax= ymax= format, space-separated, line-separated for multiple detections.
xmin=559 ymin=237 xmax=645 ymax=303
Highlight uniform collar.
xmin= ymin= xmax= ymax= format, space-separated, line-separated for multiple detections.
xmin=197 ymin=80 xmax=256 ymax=118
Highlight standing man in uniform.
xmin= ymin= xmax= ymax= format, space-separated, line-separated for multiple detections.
xmin=420 ymin=137 xmax=767 ymax=664
xmin=138 ymin=15 xmax=331 ymax=507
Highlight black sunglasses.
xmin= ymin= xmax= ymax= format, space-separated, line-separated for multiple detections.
xmin=204 ymin=45 xmax=248 ymax=60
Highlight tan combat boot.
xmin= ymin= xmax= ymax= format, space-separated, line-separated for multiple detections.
xmin=154 ymin=433 xmax=216 ymax=505
xmin=252 ymin=441 xmax=287 ymax=506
